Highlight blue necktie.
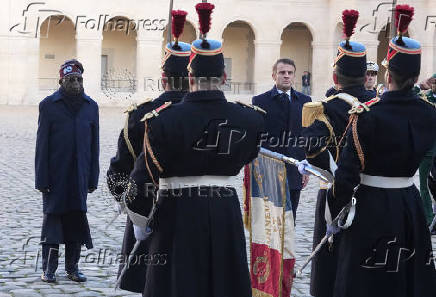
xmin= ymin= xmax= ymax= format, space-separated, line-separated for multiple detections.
xmin=281 ymin=92 xmax=290 ymax=103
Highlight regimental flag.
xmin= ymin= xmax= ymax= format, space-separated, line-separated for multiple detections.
xmin=243 ymin=154 xmax=296 ymax=297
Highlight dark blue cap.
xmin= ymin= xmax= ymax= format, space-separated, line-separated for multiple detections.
xmin=188 ymin=39 xmax=224 ymax=77
xmin=333 ymin=40 xmax=367 ymax=77
xmin=162 ymin=41 xmax=191 ymax=76
xmin=382 ymin=36 xmax=421 ymax=78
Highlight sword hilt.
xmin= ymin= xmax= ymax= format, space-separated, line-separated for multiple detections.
xmin=259 ymin=148 xmax=334 ymax=183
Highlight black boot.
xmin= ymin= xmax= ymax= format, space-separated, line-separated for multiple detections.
xmin=41 ymin=244 xmax=59 ymax=283
xmin=66 ymin=270 xmax=87 ymax=282
xmin=41 ymin=271 xmax=56 ymax=283
xmin=65 ymin=242 xmax=86 ymax=282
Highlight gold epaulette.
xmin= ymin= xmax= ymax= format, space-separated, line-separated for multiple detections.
xmin=324 ymin=94 xmax=339 ymax=102
xmin=235 ymin=101 xmax=267 ymax=114
xmin=348 ymin=97 xmax=381 ymax=114
xmin=140 ymin=101 xmax=172 ymax=121
xmin=137 ymin=97 xmax=153 ymax=107
xmin=123 ymin=98 xmax=153 ymax=114
xmin=301 ymin=100 xmax=335 ymax=137
xmin=302 ymin=100 xmax=336 ymax=159
xmin=301 ymin=94 xmax=338 ymax=128
xmin=335 ymin=93 xmax=360 ymax=106
xmin=302 ymin=101 xmax=324 ymax=127
xmin=124 ymin=103 xmax=137 ymax=114
xmin=322 ymin=93 xmax=361 ymax=106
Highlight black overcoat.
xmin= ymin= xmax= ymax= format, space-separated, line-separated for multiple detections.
xmin=329 ymin=89 xmax=436 ymax=297
xmin=141 ymin=90 xmax=265 ymax=297
xmin=35 ymin=89 xmax=99 ymax=214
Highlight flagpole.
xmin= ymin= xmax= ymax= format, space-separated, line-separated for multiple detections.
xmin=167 ymin=0 xmax=174 ymax=45
xmin=390 ymin=0 xmax=397 ymax=38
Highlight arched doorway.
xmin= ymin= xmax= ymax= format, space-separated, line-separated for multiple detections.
xmin=39 ymin=15 xmax=76 ymax=91
xmin=280 ymin=22 xmax=313 ymax=93
xmin=222 ymin=21 xmax=255 ymax=94
xmin=101 ymin=16 xmax=137 ymax=93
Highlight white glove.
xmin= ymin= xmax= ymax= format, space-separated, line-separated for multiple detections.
xmin=133 ymin=224 xmax=151 ymax=241
xmin=298 ymin=159 xmax=312 ymax=175
xmin=326 ymin=223 xmax=340 ymax=236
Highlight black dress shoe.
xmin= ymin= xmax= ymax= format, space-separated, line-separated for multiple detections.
xmin=41 ymin=272 xmax=56 ymax=283
xmin=66 ymin=270 xmax=87 ymax=282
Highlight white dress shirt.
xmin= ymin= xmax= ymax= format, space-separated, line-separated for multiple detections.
xmin=277 ymin=88 xmax=291 ymax=101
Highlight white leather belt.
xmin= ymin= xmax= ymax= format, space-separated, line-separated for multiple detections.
xmin=360 ymin=174 xmax=414 ymax=188
xmin=159 ymin=175 xmax=235 ymax=190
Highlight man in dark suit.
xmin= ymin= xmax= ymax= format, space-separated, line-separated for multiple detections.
xmin=252 ymin=58 xmax=311 ymax=220
xmin=35 ymin=59 xmax=99 ymax=283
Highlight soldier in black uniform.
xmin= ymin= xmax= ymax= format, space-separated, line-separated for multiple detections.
xmin=128 ymin=3 xmax=265 ymax=296
xmin=327 ymin=5 xmax=436 ymax=297
xmin=299 ymin=9 xmax=376 ymax=297
xmin=106 ymin=10 xmax=191 ymax=292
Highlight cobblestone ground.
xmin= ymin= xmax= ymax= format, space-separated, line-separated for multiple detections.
xmin=0 ymin=105 xmax=435 ymax=297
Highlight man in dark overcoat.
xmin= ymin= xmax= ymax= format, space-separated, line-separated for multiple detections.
xmin=252 ymin=58 xmax=311 ymax=221
xmin=35 ymin=59 xmax=99 ymax=283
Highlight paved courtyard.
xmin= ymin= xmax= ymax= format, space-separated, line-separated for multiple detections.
xmin=0 ymin=105 xmax=434 ymax=297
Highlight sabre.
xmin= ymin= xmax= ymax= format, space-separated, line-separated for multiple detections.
xmin=104 ymin=201 xmax=125 ymax=230
xmin=115 ymin=240 xmax=141 ymax=289
xmin=259 ymin=148 xmax=334 ymax=184
xmin=105 ymin=212 xmax=119 ymax=230
xmin=293 ymin=197 xmax=357 ymax=278
xmin=115 ymin=194 xmax=156 ymax=290
xmin=429 ymin=215 xmax=436 ymax=233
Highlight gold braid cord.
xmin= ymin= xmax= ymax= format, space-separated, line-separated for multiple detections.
xmin=335 ymin=115 xmax=354 ymax=162
xmin=344 ymin=97 xmax=381 ymax=171
xmin=123 ymin=113 xmax=137 ymax=162
xmin=143 ymin=121 xmax=163 ymax=187
xmin=351 ymin=114 xmax=365 ymax=170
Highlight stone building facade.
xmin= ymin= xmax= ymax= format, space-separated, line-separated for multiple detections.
xmin=0 ymin=0 xmax=435 ymax=105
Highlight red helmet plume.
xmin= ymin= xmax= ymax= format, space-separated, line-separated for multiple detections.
xmin=171 ymin=10 xmax=188 ymax=40
xmin=342 ymin=9 xmax=359 ymax=50
xmin=195 ymin=2 xmax=215 ymax=35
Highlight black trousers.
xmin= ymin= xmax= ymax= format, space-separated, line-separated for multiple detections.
xmin=42 ymin=242 xmax=82 ymax=274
